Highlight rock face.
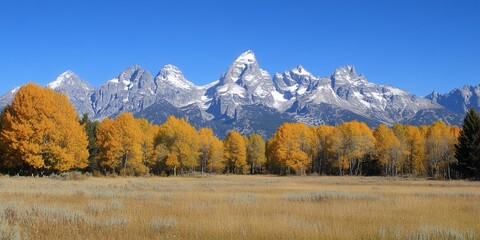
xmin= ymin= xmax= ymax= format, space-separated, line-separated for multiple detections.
xmin=0 ymin=50 xmax=471 ymax=138
xmin=91 ymin=65 xmax=157 ymax=119
xmin=426 ymin=85 xmax=480 ymax=114
xmin=206 ymin=50 xmax=280 ymax=117
xmin=47 ymin=70 xmax=95 ymax=117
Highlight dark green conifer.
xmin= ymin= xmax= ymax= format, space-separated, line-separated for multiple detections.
xmin=454 ymin=108 xmax=480 ymax=179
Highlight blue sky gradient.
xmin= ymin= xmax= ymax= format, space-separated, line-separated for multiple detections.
xmin=0 ymin=0 xmax=479 ymax=96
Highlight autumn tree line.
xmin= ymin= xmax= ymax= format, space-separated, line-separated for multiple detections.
xmin=1 ymin=84 xmax=479 ymax=179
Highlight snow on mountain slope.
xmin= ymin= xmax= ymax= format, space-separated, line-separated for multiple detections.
xmin=0 ymin=50 xmax=466 ymax=137
xmin=46 ymin=70 xmax=95 ymax=117
xmin=91 ymin=65 xmax=157 ymax=119
xmin=154 ymin=64 xmax=204 ymax=108
xmin=206 ymin=50 xmax=284 ymax=117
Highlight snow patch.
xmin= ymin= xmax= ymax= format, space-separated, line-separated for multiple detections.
xmin=47 ymin=71 xmax=74 ymax=89
xmin=159 ymin=65 xmax=193 ymax=89
xmin=10 ymin=86 xmax=20 ymax=94
xmin=291 ymin=65 xmax=313 ymax=77
xmin=108 ymin=78 xmax=119 ymax=84
xmin=271 ymin=91 xmax=287 ymax=102
xmin=217 ymin=84 xmax=246 ymax=97
xmin=254 ymin=86 xmax=268 ymax=98
xmin=297 ymin=86 xmax=307 ymax=95
xmin=387 ymin=87 xmax=405 ymax=95
xmin=234 ymin=50 xmax=256 ymax=65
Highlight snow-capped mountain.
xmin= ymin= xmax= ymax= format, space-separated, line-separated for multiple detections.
xmin=155 ymin=64 xmax=205 ymax=108
xmin=47 ymin=70 xmax=95 ymax=117
xmin=0 ymin=50 xmax=469 ymax=138
xmin=426 ymin=85 xmax=480 ymax=114
xmin=91 ymin=65 xmax=157 ymax=119
xmin=0 ymin=70 xmax=95 ymax=117
xmin=206 ymin=50 xmax=280 ymax=117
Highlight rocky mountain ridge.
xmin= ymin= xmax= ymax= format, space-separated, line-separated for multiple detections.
xmin=0 ymin=50 xmax=471 ymax=138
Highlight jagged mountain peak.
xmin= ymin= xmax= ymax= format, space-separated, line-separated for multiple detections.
xmin=234 ymin=50 xmax=257 ymax=65
xmin=0 ymin=50 xmax=468 ymax=138
xmin=290 ymin=65 xmax=314 ymax=78
xmin=115 ymin=65 xmax=154 ymax=89
xmin=426 ymin=90 xmax=440 ymax=100
xmin=161 ymin=64 xmax=182 ymax=72
xmin=331 ymin=65 xmax=369 ymax=87
xmin=119 ymin=65 xmax=147 ymax=79
xmin=156 ymin=64 xmax=194 ymax=89
xmin=333 ymin=65 xmax=357 ymax=77
xmin=47 ymin=70 xmax=84 ymax=89
xmin=219 ymin=50 xmax=267 ymax=85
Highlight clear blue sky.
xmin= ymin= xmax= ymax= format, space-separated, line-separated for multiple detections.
xmin=1 ymin=0 xmax=479 ymax=96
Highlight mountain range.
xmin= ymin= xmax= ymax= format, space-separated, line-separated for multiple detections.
xmin=1 ymin=50 xmax=477 ymax=138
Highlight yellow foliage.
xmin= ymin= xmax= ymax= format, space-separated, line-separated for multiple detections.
xmin=373 ymin=124 xmax=400 ymax=175
xmin=96 ymin=113 xmax=147 ymax=175
xmin=199 ymin=128 xmax=224 ymax=173
xmin=246 ymin=133 xmax=266 ymax=174
xmin=267 ymin=123 xmax=314 ymax=175
xmin=335 ymin=121 xmax=374 ymax=175
xmin=0 ymin=83 xmax=88 ymax=173
xmin=223 ymin=130 xmax=247 ymax=174
xmin=424 ymin=121 xmax=459 ymax=179
xmin=155 ymin=116 xmax=200 ymax=175
xmin=405 ymin=126 xmax=426 ymax=175
xmin=311 ymin=125 xmax=337 ymax=174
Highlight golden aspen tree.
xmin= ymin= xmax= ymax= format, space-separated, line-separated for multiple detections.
xmin=267 ymin=123 xmax=314 ymax=175
xmin=165 ymin=153 xmax=180 ymax=176
xmin=446 ymin=125 xmax=460 ymax=179
xmin=223 ymin=130 xmax=247 ymax=174
xmin=404 ymin=126 xmax=427 ymax=175
xmin=96 ymin=118 xmax=118 ymax=171
xmin=265 ymin=138 xmax=283 ymax=174
xmin=391 ymin=123 xmax=408 ymax=174
xmin=335 ymin=121 xmax=374 ymax=176
xmin=96 ymin=113 xmax=146 ymax=175
xmin=373 ymin=124 xmax=400 ymax=176
xmin=155 ymin=116 xmax=200 ymax=175
xmin=136 ymin=118 xmax=155 ymax=170
xmin=208 ymin=136 xmax=225 ymax=173
xmin=425 ymin=121 xmax=452 ymax=179
xmin=0 ymin=83 xmax=88 ymax=174
xmin=199 ymin=128 xmax=225 ymax=173
xmin=312 ymin=125 xmax=337 ymax=174
xmin=246 ymin=133 xmax=266 ymax=174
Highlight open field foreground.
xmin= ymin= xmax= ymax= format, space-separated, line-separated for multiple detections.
xmin=0 ymin=176 xmax=479 ymax=239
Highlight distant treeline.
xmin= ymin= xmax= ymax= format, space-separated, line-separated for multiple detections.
xmin=1 ymin=83 xmax=479 ymax=179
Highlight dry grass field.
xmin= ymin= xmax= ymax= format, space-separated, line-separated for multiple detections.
xmin=0 ymin=175 xmax=479 ymax=239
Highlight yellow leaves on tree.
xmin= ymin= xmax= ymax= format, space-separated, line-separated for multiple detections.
xmin=267 ymin=123 xmax=314 ymax=175
xmin=425 ymin=121 xmax=460 ymax=179
xmin=335 ymin=121 xmax=374 ymax=175
xmin=311 ymin=125 xmax=337 ymax=174
xmin=155 ymin=116 xmax=200 ymax=175
xmin=373 ymin=124 xmax=400 ymax=175
xmin=223 ymin=130 xmax=247 ymax=174
xmin=404 ymin=126 xmax=426 ymax=175
xmin=198 ymin=128 xmax=224 ymax=173
xmin=137 ymin=118 xmax=156 ymax=168
xmin=96 ymin=113 xmax=147 ymax=175
xmin=0 ymin=83 xmax=88 ymax=173
xmin=246 ymin=133 xmax=266 ymax=174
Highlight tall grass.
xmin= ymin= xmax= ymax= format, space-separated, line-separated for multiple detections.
xmin=0 ymin=175 xmax=479 ymax=239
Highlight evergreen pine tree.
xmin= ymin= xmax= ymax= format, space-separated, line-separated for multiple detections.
xmin=454 ymin=108 xmax=480 ymax=179
xmin=80 ymin=114 xmax=99 ymax=172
